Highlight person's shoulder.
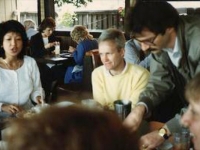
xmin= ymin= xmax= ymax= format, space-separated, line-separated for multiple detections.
xmin=127 ymin=63 xmax=149 ymax=74
xmin=92 ymin=66 xmax=104 ymax=75
xmin=81 ymin=39 xmax=97 ymax=44
xmin=180 ymin=15 xmax=200 ymax=28
xmin=24 ymin=56 xmax=37 ymax=64
xmin=30 ymin=32 xmax=40 ymax=40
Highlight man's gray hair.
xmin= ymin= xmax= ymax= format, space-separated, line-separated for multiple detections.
xmin=98 ymin=28 xmax=126 ymax=50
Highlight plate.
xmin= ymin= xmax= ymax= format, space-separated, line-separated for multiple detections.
xmin=16 ymin=104 xmax=50 ymax=118
xmin=16 ymin=110 xmax=36 ymax=118
xmin=55 ymin=101 xmax=74 ymax=107
xmin=59 ymin=53 xmax=72 ymax=58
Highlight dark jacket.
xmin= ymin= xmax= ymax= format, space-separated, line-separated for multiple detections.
xmin=138 ymin=16 xmax=200 ymax=132
xmin=30 ymin=32 xmax=58 ymax=58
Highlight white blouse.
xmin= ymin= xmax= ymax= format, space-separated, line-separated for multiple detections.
xmin=0 ymin=56 xmax=43 ymax=111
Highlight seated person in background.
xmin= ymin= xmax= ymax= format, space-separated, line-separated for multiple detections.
xmin=30 ymin=17 xmax=65 ymax=102
xmin=181 ymin=73 xmax=200 ymax=150
xmin=125 ymin=38 xmax=151 ymax=70
xmin=64 ymin=25 xmax=98 ymax=84
xmin=30 ymin=17 xmax=59 ymax=58
xmin=0 ymin=20 xmax=44 ymax=119
xmin=92 ymin=28 xmax=150 ymax=109
xmin=5 ymin=105 xmax=139 ymax=150
xmin=23 ymin=19 xmax=38 ymax=40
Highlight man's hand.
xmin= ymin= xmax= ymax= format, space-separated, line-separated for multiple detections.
xmin=139 ymin=130 xmax=165 ymax=150
xmin=68 ymin=46 xmax=75 ymax=52
xmin=123 ymin=105 xmax=146 ymax=132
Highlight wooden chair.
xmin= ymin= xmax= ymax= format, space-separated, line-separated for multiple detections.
xmin=85 ymin=49 xmax=102 ymax=69
xmin=57 ymin=49 xmax=101 ymax=95
xmin=91 ymin=50 xmax=103 ymax=69
xmin=82 ymin=49 xmax=102 ymax=91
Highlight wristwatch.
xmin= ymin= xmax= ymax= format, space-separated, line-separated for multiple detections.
xmin=158 ymin=127 xmax=170 ymax=140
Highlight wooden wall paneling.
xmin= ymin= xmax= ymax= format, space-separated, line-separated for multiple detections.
xmin=0 ymin=0 xmax=6 ymax=22
xmin=108 ymin=13 xmax=112 ymax=28
xmin=102 ymin=14 xmax=107 ymax=29
xmin=0 ymin=0 xmax=17 ymax=22
xmin=83 ymin=14 xmax=87 ymax=27
xmin=88 ymin=13 xmax=92 ymax=29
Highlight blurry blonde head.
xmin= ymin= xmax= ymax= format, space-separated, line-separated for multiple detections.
xmin=23 ymin=19 xmax=36 ymax=30
xmin=6 ymin=105 xmax=138 ymax=150
xmin=70 ymin=25 xmax=93 ymax=43
xmin=185 ymin=73 xmax=200 ymax=102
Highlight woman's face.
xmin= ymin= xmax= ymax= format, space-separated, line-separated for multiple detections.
xmin=42 ymin=27 xmax=54 ymax=37
xmin=181 ymin=100 xmax=200 ymax=150
xmin=2 ymin=32 xmax=23 ymax=57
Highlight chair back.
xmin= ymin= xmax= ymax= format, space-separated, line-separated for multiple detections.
xmin=85 ymin=49 xmax=102 ymax=69
xmin=82 ymin=49 xmax=102 ymax=91
xmin=91 ymin=50 xmax=103 ymax=69
xmin=82 ymin=54 xmax=93 ymax=91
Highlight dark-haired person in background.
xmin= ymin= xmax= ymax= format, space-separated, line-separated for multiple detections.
xmin=123 ymin=2 xmax=200 ymax=149
xmin=30 ymin=17 xmax=59 ymax=58
xmin=30 ymin=17 xmax=64 ymax=103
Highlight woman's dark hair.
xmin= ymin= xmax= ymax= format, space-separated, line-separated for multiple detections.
xmin=38 ymin=17 xmax=56 ymax=33
xmin=0 ymin=20 xmax=28 ymax=59
xmin=125 ymin=1 xmax=179 ymax=35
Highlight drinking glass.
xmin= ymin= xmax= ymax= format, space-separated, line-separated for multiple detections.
xmin=55 ymin=44 xmax=60 ymax=57
xmin=173 ymin=128 xmax=190 ymax=150
xmin=113 ymin=100 xmax=132 ymax=120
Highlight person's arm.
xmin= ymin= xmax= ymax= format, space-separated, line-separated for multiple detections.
xmin=48 ymin=33 xmax=59 ymax=52
xmin=124 ymin=52 xmax=176 ymax=131
xmin=124 ymin=40 xmax=140 ymax=65
xmin=139 ymin=54 xmax=151 ymax=70
xmin=29 ymin=58 xmax=45 ymax=103
xmin=30 ymin=34 xmax=44 ymax=58
xmin=73 ymin=44 xmax=85 ymax=65
xmin=139 ymin=107 xmax=186 ymax=149
xmin=138 ymin=52 xmax=176 ymax=115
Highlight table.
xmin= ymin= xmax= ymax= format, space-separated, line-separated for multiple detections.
xmin=36 ymin=54 xmax=75 ymax=66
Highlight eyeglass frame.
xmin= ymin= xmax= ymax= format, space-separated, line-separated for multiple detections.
xmin=134 ymin=34 xmax=158 ymax=46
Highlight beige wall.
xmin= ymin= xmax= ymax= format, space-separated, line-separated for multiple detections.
xmin=40 ymin=0 xmax=45 ymax=21
xmin=0 ymin=0 xmax=18 ymax=22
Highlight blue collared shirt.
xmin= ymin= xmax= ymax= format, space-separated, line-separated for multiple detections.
xmin=163 ymin=37 xmax=182 ymax=68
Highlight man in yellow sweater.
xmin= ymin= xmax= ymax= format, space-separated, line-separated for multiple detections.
xmin=92 ymin=28 xmax=150 ymax=109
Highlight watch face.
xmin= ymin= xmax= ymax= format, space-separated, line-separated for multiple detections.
xmin=159 ymin=128 xmax=169 ymax=140
xmin=159 ymin=128 xmax=166 ymax=136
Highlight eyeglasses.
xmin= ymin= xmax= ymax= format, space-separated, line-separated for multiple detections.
xmin=135 ymin=34 xmax=158 ymax=46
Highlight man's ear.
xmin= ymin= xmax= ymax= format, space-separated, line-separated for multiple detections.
xmin=166 ymin=27 xmax=174 ymax=34
xmin=121 ymin=48 xmax=125 ymax=57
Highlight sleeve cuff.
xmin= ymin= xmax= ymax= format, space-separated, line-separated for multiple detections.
xmin=0 ymin=103 xmax=3 ymax=112
xmin=136 ymin=102 xmax=151 ymax=118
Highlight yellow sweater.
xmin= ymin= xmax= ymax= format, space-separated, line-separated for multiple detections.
xmin=92 ymin=63 xmax=150 ymax=109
